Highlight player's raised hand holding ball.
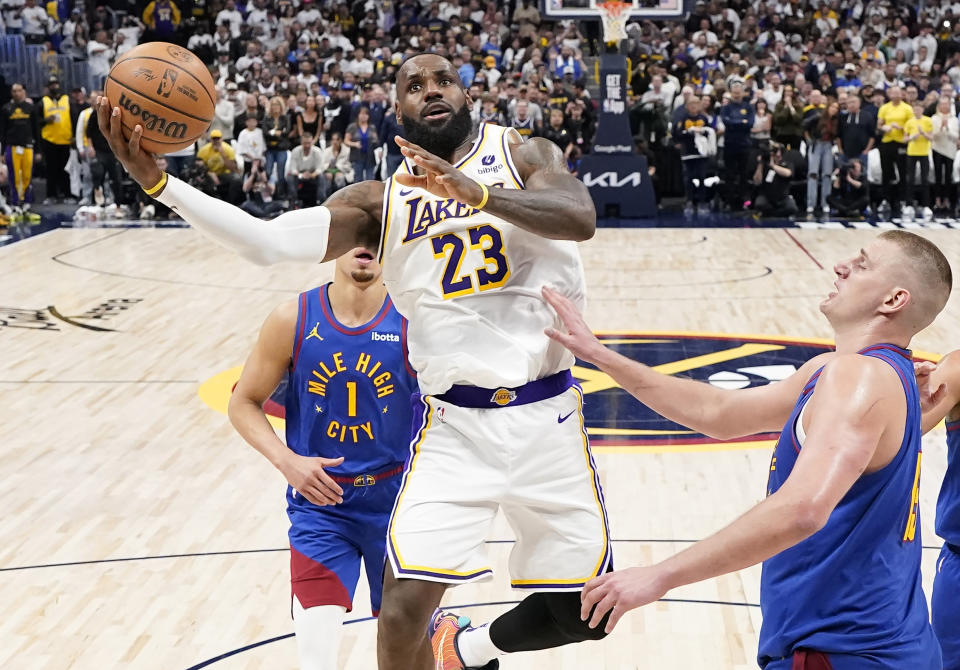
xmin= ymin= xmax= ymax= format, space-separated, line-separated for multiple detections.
xmin=97 ymin=42 xmax=216 ymax=191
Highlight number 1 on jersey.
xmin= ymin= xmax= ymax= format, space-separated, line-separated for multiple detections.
xmin=346 ymin=381 xmax=357 ymax=417
xmin=431 ymin=224 xmax=511 ymax=299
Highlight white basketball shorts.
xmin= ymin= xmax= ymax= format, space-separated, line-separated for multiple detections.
xmin=386 ymin=371 xmax=612 ymax=591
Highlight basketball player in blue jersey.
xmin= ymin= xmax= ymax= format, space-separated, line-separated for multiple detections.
xmin=228 ymin=248 xmax=417 ymax=670
xmin=544 ymin=230 xmax=951 ymax=670
xmin=909 ymin=355 xmax=960 ymax=669
xmin=100 ymin=52 xmax=613 ymax=670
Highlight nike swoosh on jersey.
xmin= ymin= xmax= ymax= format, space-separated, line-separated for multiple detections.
xmin=398 ymin=188 xmax=414 ymax=196
xmin=558 ymin=410 xmax=576 ymax=423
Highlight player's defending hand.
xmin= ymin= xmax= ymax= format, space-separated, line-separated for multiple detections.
xmin=281 ymin=453 xmax=345 ymax=506
xmin=95 ymin=96 xmax=163 ymax=190
xmin=580 ymin=566 xmax=669 ymax=634
xmin=394 ymin=136 xmax=484 ymax=206
xmin=914 ymin=361 xmax=946 ymax=412
xmin=542 ymin=286 xmax=606 ymax=364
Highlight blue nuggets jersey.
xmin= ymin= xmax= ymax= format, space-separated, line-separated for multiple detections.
xmin=938 ymin=422 xmax=960 ymax=546
xmin=758 ymin=344 xmax=939 ymax=668
xmin=285 ymin=284 xmax=416 ymax=502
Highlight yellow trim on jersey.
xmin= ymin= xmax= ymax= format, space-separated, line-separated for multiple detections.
xmin=378 ymin=175 xmax=398 ymax=265
xmin=511 ymin=386 xmax=609 ymax=586
xmin=500 ymin=126 xmax=526 ymax=190
xmin=454 ymin=121 xmax=492 ymax=170
xmin=903 ymin=450 xmax=922 ymax=542
xmin=388 ymin=397 xmax=494 ymax=578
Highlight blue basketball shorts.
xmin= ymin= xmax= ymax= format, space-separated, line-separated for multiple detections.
xmin=288 ymin=465 xmax=402 ymax=616
xmin=762 ymin=641 xmax=942 ymax=670
xmin=934 ymin=544 xmax=960 ymax=670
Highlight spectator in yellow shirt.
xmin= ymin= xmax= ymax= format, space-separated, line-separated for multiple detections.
xmin=876 ymin=86 xmax=914 ymax=215
xmin=196 ymin=130 xmax=242 ymax=203
xmin=142 ymin=0 xmax=181 ymax=41
xmin=904 ymin=101 xmax=934 ymax=220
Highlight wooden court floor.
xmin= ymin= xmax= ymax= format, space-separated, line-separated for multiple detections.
xmin=1 ymin=226 xmax=958 ymax=670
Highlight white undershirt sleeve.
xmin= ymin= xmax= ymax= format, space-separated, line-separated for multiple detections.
xmin=155 ymin=174 xmax=330 ymax=266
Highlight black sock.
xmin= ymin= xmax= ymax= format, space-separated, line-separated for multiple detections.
xmin=487 ymin=591 xmax=609 ymax=653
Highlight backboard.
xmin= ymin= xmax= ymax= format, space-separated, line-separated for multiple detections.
xmin=541 ymin=0 xmax=691 ymax=20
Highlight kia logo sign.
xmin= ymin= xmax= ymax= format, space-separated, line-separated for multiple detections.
xmin=582 ymin=171 xmax=643 ymax=188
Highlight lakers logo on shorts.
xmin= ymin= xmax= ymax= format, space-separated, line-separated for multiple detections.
xmin=490 ymin=388 xmax=517 ymax=406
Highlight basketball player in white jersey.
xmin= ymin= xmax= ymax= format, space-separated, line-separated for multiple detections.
xmin=98 ymin=53 xmax=611 ymax=669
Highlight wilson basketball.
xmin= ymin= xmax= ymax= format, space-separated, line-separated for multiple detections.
xmin=104 ymin=42 xmax=216 ymax=154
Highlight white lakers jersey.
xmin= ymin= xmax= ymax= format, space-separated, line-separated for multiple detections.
xmin=378 ymin=122 xmax=587 ymax=394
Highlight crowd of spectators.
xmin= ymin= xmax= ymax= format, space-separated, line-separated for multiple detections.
xmin=626 ymin=0 xmax=960 ymax=219
xmin=0 ymin=0 xmax=599 ymax=217
xmin=4 ymin=0 xmax=960 ymax=221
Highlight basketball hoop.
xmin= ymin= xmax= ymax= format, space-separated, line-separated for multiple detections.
xmin=597 ymin=0 xmax=631 ymax=45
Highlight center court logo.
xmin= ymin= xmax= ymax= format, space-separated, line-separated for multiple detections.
xmin=575 ymin=332 xmax=937 ymax=451
xmin=0 ymin=298 xmax=143 ymax=332
xmin=197 ymin=332 xmax=938 ymax=453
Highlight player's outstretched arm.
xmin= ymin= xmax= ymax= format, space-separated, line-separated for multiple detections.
xmin=580 ymin=354 xmax=896 ymax=633
xmin=542 ymin=286 xmax=830 ymax=439
xmin=228 ymin=300 xmax=345 ymax=506
xmin=95 ymin=98 xmax=382 ymax=265
xmin=395 ymin=135 xmax=595 ymax=241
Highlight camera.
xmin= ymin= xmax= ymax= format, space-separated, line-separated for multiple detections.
xmin=756 ymin=141 xmax=782 ymax=166
xmin=763 ymin=142 xmax=784 ymax=164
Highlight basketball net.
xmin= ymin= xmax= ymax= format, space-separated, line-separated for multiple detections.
xmin=597 ymin=1 xmax=630 ymax=45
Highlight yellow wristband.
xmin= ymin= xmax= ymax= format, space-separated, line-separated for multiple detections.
xmin=474 ymin=182 xmax=489 ymax=210
xmin=143 ymin=171 xmax=168 ymax=197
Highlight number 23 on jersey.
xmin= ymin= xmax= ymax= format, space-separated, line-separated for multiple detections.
xmin=431 ymin=224 xmax=511 ymax=299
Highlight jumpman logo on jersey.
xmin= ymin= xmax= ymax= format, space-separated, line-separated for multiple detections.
xmin=306 ymin=322 xmax=324 ymax=341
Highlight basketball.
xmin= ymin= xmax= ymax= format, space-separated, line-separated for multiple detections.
xmin=103 ymin=42 xmax=216 ymax=154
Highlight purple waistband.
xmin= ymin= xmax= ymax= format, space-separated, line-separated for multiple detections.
xmin=435 ymin=370 xmax=575 ymax=409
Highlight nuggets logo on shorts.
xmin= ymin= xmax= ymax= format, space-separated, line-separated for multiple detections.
xmin=491 ymin=388 xmax=517 ymax=406
xmin=353 ymin=474 xmax=376 ymax=487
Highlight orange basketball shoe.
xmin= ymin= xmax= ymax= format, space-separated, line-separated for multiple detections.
xmin=428 ymin=609 xmax=500 ymax=670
